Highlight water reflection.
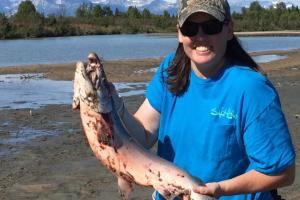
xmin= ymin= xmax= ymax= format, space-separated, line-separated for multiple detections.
xmin=0 ymin=74 xmax=147 ymax=110
xmin=0 ymin=74 xmax=71 ymax=109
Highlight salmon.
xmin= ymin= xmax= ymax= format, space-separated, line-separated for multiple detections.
xmin=72 ymin=53 xmax=215 ymax=200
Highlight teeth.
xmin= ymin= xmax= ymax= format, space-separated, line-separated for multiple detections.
xmin=196 ymin=46 xmax=209 ymax=52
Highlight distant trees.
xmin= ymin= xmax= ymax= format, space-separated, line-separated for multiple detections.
xmin=0 ymin=1 xmax=300 ymax=39
xmin=15 ymin=0 xmax=39 ymax=18
xmin=92 ymin=5 xmax=104 ymax=18
xmin=0 ymin=13 xmax=10 ymax=39
xmin=75 ymin=3 xmax=90 ymax=18
xmin=11 ymin=0 xmax=45 ymax=37
xmin=73 ymin=4 xmax=176 ymax=35
xmin=75 ymin=3 xmax=113 ymax=18
xmin=232 ymin=1 xmax=300 ymax=31
xmin=142 ymin=9 xmax=152 ymax=19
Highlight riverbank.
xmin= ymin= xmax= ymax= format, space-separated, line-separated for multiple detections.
xmin=235 ymin=30 xmax=300 ymax=37
xmin=1 ymin=49 xmax=300 ymax=81
xmin=0 ymin=58 xmax=161 ymax=83
xmin=149 ymin=30 xmax=300 ymax=37
xmin=0 ymin=49 xmax=299 ymax=199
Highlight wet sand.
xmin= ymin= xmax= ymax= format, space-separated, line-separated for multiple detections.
xmin=0 ymin=50 xmax=299 ymax=199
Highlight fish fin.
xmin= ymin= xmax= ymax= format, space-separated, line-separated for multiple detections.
xmin=118 ymin=177 xmax=133 ymax=200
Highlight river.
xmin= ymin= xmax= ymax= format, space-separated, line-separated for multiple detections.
xmin=1 ymin=34 xmax=300 ymax=67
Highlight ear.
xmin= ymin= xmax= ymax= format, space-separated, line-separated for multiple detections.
xmin=177 ymin=24 xmax=184 ymax=43
xmin=226 ymin=21 xmax=234 ymax=41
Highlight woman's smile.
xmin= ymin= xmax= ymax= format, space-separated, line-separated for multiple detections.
xmin=195 ymin=45 xmax=211 ymax=53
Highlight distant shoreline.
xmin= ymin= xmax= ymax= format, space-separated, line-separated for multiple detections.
xmin=0 ymin=31 xmax=299 ymax=41
xmin=234 ymin=30 xmax=300 ymax=37
xmin=148 ymin=30 xmax=300 ymax=37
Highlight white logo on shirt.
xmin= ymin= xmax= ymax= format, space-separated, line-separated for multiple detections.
xmin=210 ymin=107 xmax=237 ymax=120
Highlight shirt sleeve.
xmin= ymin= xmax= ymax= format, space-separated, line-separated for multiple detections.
xmin=146 ymin=52 xmax=175 ymax=112
xmin=243 ymin=96 xmax=295 ymax=175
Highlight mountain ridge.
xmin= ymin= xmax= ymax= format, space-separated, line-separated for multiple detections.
xmin=1 ymin=0 xmax=299 ymax=16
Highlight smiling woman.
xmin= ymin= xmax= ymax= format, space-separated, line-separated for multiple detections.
xmin=106 ymin=0 xmax=296 ymax=200
xmin=177 ymin=12 xmax=234 ymax=79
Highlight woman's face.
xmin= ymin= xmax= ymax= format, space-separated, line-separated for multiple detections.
xmin=178 ymin=12 xmax=233 ymax=78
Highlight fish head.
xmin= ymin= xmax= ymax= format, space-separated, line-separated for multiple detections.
xmin=73 ymin=54 xmax=117 ymax=147
xmin=72 ymin=58 xmax=112 ymax=113
xmin=72 ymin=61 xmax=98 ymax=110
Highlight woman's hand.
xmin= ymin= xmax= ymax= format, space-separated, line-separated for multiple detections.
xmin=193 ymin=182 xmax=222 ymax=198
xmin=193 ymin=165 xmax=295 ymax=198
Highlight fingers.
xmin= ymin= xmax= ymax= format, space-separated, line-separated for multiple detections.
xmin=193 ymin=186 xmax=211 ymax=196
xmin=193 ymin=182 xmax=222 ymax=198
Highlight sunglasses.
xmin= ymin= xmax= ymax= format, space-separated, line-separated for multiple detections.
xmin=180 ymin=19 xmax=227 ymax=37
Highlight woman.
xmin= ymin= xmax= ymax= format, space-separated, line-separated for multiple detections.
xmin=113 ymin=0 xmax=295 ymax=199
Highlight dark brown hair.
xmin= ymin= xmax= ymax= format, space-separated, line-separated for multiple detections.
xmin=165 ymin=35 xmax=265 ymax=95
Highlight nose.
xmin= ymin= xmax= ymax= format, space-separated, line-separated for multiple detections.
xmin=193 ymin=27 xmax=207 ymax=39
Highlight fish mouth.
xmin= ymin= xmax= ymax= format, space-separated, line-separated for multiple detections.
xmin=72 ymin=53 xmax=102 ymax=110
xmin=86 ymin=53 xmax=101 ymax=86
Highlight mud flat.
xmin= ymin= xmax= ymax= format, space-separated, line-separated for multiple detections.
xmin=0 ymin=49 xmax=299 ymax=199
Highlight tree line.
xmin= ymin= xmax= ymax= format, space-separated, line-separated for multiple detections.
xmin=0 ymin=0 xmax=300 ymax=39
xmin=0 ymin=0 xmax=176 ymax=39
xmin=232 ymin=1 xmax=300 ymax=31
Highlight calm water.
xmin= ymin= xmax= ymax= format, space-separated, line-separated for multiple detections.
xmin=1 ymin=34 xmax=300 ymax=67
xmin=0 ymin=34 xmax=176 ymax=67
xmin=0 ymin=73 xmax=147 ymax=110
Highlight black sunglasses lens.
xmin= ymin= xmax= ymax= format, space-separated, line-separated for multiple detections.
xmin=181 ymin=20 xmax=224 ymax=36
xmin=180 ymin=22 xmax=199 ymax=37
xmin=202 ymin=20 xmax=224 ymax=35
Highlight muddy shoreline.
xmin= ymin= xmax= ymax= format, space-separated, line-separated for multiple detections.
xmin=0 ymin=50 xmax=299 ymax=199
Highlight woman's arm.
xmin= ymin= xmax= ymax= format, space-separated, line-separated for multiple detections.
xmin=133 ymin=99 xmax=160 ymax=149
xmin=193 ymin=164 xmax=295 ymax=198
xmin=113 ymin=94 xmax=160 ymax=149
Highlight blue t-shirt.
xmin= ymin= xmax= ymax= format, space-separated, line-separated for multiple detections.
xmin=146 ymin=53 xmax=295 ymax=200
